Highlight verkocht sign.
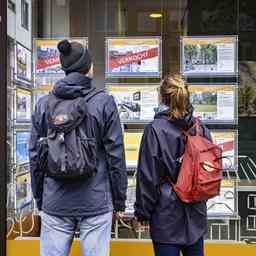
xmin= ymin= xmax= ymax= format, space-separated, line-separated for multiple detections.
xmin=106 ymin=37 xmax=161 ymax=77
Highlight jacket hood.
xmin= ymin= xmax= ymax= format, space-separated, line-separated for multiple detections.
xmin=155 ymin=104 xmax=195 ymax=130
xmin=52 ymin=72 xmax=94 ymax=99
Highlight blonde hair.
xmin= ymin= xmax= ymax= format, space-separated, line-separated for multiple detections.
xmin=160 ymin=74 xmax=190 ymax=120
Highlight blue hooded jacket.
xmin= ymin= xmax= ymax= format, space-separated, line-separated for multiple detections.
xmin=29 ymin=72 xmax=127 ymax=217
xmin=135 ymin=107 xmax=211 ymax=245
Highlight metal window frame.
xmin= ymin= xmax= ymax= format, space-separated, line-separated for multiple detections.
xmin=247 ymin=194 xmax=256 ymax=210
xmin=21 ymin=0 xmax=29 ymax=31
xmin=246 ymin=215 xmax=256 ymax=231
xmin=210 ymin=222 xmax=230 ymax=240
xmin=0 ymin=0 xmax=7 ymax=255
xmin=8 ymin=0 xmax=16 ymax=13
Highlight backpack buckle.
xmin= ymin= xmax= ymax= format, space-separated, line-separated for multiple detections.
xmin=59 ymin=133 xmax=65 ymax=143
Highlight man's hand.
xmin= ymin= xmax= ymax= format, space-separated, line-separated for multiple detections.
xmin=114 ymin=211 xmax=124 ymax=220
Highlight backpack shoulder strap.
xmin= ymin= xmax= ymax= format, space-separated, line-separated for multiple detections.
xmin=78 ymin=88 xmax=105 ymax=138
xmin=83 ymin=88 xmax=105 ymax=103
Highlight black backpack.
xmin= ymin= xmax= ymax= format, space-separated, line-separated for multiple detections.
xmin=37 ymin=88 xmax=104 ymax=180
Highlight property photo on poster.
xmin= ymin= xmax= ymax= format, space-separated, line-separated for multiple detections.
xmin=34 ymin=38 xmax=88 ymax=75
xmin=207 ymin=180 xmax=235 ymax=216
xmin=189 ymin=84 xmax=236 ymax=123
xmin=16 ymin=131 xmax=30 ymax=165
xmin=16 ymin=88 xmax=32 ymax=122
xmin=16 ymin=44 xmax=32 ymax=82
xmin=107 ymin=84 xmax=159 ymax=122
xmin=15 ymin=173 xmax=32 ymax=209
xmin=124 ymin=131 xmax=143 ymax=168
xmin=211 ymin=130 xmax=237 ymax=170
xmin=106 ymin=37 xmax=161 ymax=77
xmin=182 ymin=36 xmax=237 ymax=76
xmin=16 ymin=164 xmax=30 ymax=175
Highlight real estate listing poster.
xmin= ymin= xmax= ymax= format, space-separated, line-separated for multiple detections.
xmin=16 ymin=88 xmax=32 ymax=122
xmin=34 ymin=85 xmax=53 ymax=104
xmin=15 ymin=43 xmax=32 ymax=82
xmin=107 ymin=84 xmax=159 ymax=122
xmin=16 ymin=164 xmax=30 ymax=175
xmin=189 ymin=84 xmax=236 ymax=123
xmin=106 ymin=37 xmax=161 ymax=77
xmin=182 ymin=36 xmax=237 ymax=76
xmin=34 ymin=38 xmax=88 ymax=75
xmin=207 ymin=180 xmax=235 ymax=216
xmin=34 ymin=76 xmax=58 ymax=104
xmin=15 ymin=173 xmax=32 ymax=209
xmin=16 ymin=131 xmax=30 ymax=165
xmin=211 ymin=130 xmax=237 ymax=170
xmin=124 ymin=131 xmax=143 ymax=168
xmin=124 ymin=179 xmax=235 ymax=217
xmin=34 ymin=76 xmax=60 ymax=104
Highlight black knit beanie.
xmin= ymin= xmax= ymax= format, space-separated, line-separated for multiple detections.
xmin=57 ymin=40 xmax=92 ymax=74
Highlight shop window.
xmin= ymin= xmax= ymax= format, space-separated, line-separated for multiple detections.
xmin=21 ymin=0 xmax=29 ymax=30
xmin=8 ymin=0 xmax=16 ymax=13
xmin=248 ymin=194 xmax=256 ymax=209
xmin=247 ymin=215 xmax=256 ymax=231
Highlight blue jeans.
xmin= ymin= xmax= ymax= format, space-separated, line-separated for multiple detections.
xmin=40 ymin=211 xmax=113 ymax=256
xmin=153 ymin=237 xmax=204 ymax=256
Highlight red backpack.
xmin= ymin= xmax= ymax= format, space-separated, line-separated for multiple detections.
xmin=169 ymin=118 xmax=223 ymax=203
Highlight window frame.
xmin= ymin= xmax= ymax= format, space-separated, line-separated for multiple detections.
xmin=8 ymin=0 xmax=16 ymax=13
xmin=21 ymin=0 xmax=29 ymax=31
xmin=247 ymin=194 xmax=256 ymax=210
xmin=246 ymin=215 xmax=256 ymax=231
xmin=0 ymin=0 xmax=7 ymax=255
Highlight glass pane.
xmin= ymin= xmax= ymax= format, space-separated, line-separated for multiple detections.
xmin=7 ymin=0 xmax=34 ymax=241
xmin=5 ymin=0 xmax=256 ymax=254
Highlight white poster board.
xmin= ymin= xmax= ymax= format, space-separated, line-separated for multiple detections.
xmin=106 ymin=37 xmax=162 ymax=77
xmin=181 ymin=36 xmax=238 ymax=77
xmin=211 ymin=130 xmax=238 ymax=171
xmin=15 ymin=43 xmax=32 ymax=83
xmin=207 ymin=180 xmax=235 ymax=217
xmin=189 ymin=84 xmax=237 ymax=124
xmin=107 ymin=84 xmax=159 ymax=122
xmin=16 ymin=88 xmax=32 ymax=123
xmin=34 ymin=38 xmax=88 ymax=75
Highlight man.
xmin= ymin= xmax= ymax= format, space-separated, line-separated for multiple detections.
xmin=29 ymin=39 xmax=127 ymax=256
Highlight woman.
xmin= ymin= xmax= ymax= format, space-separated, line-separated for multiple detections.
xmin=135 ymin=74 xmax=211 ymax=256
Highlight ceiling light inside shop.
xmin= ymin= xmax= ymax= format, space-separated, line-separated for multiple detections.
xmin=149 ymin=13 xmax=163 ymax=18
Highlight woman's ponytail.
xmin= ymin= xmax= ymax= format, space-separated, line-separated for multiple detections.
xmin=160 ymin=74 xmax=190 ymax=120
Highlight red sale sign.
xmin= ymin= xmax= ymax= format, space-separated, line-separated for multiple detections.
xmin=109 ymin=47 xmax=158 ymax=69
xmin=36 ymin=56 xmax=60 ymax=70
xmin=218 ymin=141 xmax=234 ymax=152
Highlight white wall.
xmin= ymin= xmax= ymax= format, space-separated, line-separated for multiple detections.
xmin=16 ymin=0 xmax=32 ymax=49
xmin=7 ymin=0 xmax=16 ymax=39
xmin=7 ymin=0 xmax=32 ymax=50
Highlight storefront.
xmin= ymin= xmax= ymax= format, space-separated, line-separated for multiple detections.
xmin=2 ymin=0 xmax=256 ymax=255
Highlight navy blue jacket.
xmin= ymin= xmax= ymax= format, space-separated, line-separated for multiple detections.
xmin=135 ymin=108 xmax=211 ymax=245
xmin=29 ymin=72 xmax=127 ymax=217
